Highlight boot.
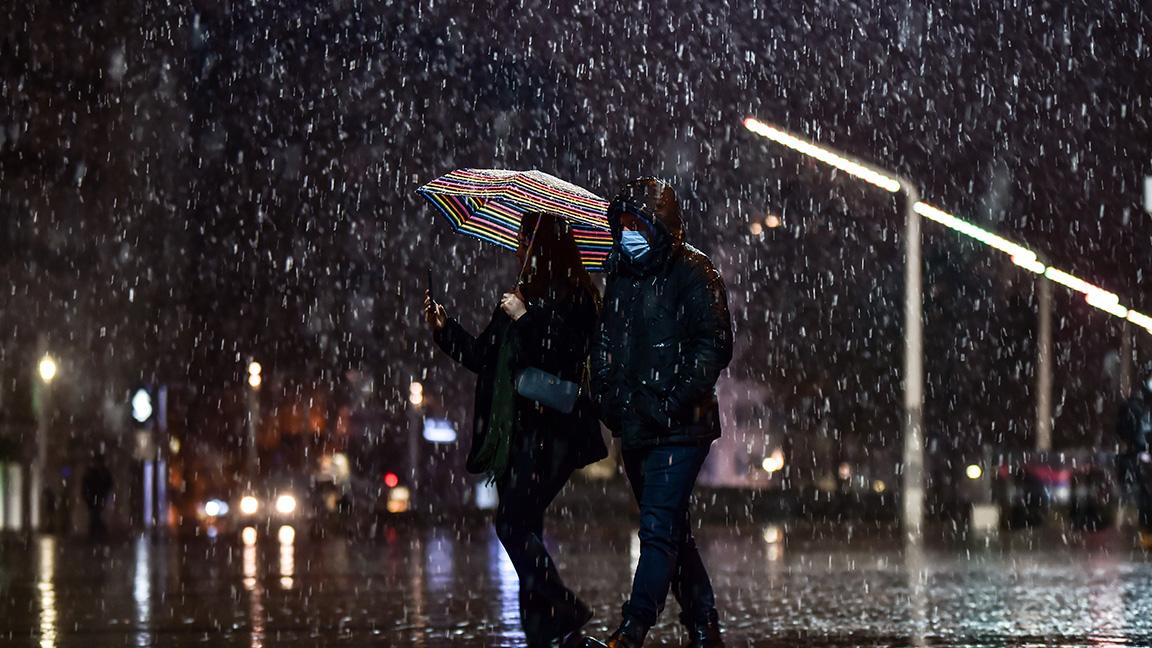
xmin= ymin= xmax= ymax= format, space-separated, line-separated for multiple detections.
xmin=605 ymin=617 xmax=649 ymax=648
xmin=682 ymin=609 xmax=723 ymax=648
xmin=558 ymin=631 xmax=607 ymax=648
xmin=552 ymin=602 xmax=598 ymax=648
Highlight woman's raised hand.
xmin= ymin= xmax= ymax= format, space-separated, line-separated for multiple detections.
xmin=424 ymin=290 xmax=447 ymax=331
xmin=500 ymin=290 xmax=527 ymax=320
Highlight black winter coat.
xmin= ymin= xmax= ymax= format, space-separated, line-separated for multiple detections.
xmin=434 ymin=288 xmax=607 ymax=476
xmin=1117 ymin=389 xmax=1152 ymax=453
xmin=591 ymin=178 xmax=733 ymax=449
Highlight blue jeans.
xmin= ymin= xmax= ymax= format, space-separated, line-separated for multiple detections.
xmin=621 ymin=444 xmax=716 ymax=627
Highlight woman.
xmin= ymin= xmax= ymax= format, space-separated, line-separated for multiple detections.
xmin=424 ymin=211 xmax=607 ymax=647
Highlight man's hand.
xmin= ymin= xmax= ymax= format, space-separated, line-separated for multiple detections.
xmin=632 ymin=387 xmax=671 ymax=428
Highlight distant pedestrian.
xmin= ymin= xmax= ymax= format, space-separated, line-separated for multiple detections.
xmin=425 ymin=211 xmax=607 ymax=647
xmin=1117 ymin=369 xmax=1152 ymax=545
xmin=81 ymin=453 xmax=114 ymax=539
xmin=591 ymin=178 xmax=733 ymax=648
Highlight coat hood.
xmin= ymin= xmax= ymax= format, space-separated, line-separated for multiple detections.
xmin=605 ymin=177 xmax=685 ymax=275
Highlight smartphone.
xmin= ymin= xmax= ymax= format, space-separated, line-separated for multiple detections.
xmin=426 ymin=267 xmax=435 ymax=302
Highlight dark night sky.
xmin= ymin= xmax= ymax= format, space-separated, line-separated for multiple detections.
xmin=2 ymin=0 xmax=1150 ymax=456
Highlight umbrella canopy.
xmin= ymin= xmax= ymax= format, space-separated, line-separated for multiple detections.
xmin=416 ymin=168 xmax=613 ymax=271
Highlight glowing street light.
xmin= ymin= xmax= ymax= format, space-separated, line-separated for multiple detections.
xmin=912 ymin=196 xmax=1150 ymax=442
xmin=744 ymin=115 xmax=1151 ymax=507
xmin=247 ymin=361 xmax=262 ymax=388
xmin=913 ymin=198 xmax=1149 ymax=332
xmin=743 ymin=118 xmax=902 ymax=192
xmin=38 ymin=355 xmax=58 ymax=384
xmin=131 ymin=389 xmax=154 ymax=424
xmin=244 ymin=359 xmax=261 ymax=479
xmin=1129 ymin=310 xmax=1152 ymax=331
xmin=31 ymin=352 xmax=60 ymax=530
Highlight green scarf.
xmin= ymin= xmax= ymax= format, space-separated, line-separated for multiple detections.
xmin=474 ymin=330 xmax=516 ymax=483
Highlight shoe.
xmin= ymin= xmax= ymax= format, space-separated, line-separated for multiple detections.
xmin=553 ymin=606 xmax=597 ymax=648
xmin=605 ymin=617 xmax=649 ymax=648
xmin=557 ymin=631 xmax=606 ymax=648
xmin=681 ymin=609 xmax=723 ymax=647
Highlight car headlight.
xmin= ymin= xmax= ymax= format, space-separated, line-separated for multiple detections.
xmin=239 ymin=495 xmax=260 ymax=515
xmin=387 ymin=487 xmax=410 ymax=513
xmin=275 ymin=494 xmax=297 ymax=515
xmin=204 ymin=499 xmax=229 ymax=517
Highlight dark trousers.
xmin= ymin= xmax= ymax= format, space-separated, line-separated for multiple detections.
xmin=621 ymin=443 xmax=715 ymax=628
xmin=87 ymin=503 xmax=107 ymax=539
xmin=495 ymin=436 xmax=589 ymax=646
xmin=1120 ymin=453 xmax=1152 ymax=530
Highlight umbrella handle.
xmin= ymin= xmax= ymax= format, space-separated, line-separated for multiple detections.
xmin=515 ymin=214 xmax=544 ymax=289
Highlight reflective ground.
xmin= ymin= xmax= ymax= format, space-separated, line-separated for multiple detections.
xmin=2 ymin=520 xmax=1152 ymax=646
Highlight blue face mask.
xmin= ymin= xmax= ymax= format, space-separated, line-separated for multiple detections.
xmin=620 ymin=230 xmax=651 ymax=260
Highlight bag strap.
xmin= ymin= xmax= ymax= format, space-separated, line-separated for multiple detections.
xmin=578 ymin=356 xmax=591 ymax=397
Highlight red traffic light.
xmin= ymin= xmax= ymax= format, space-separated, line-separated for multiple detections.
xmin=383 ymin=472 xmax=400 ymax=488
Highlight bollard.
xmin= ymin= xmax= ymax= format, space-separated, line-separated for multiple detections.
xmin=970 ymin=504 xmax=1000 ymax=536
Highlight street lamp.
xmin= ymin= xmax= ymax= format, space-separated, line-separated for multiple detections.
xmin=247 ymin=361 xmax=262 ymax=389
xmin=30 ymin=353 xmax=60 ymax=532
xmin=745 ymin=116 xmax=1152 ymax=533
xmin=407 ymin=381 xmax=424 ymax=510
xmin=744 ymin=116 xmax=925 ymax=537
xmin=38 ymin=356 xmax=58 ymax=384
xmin=245 ymin=360 xmax=262 ymax=480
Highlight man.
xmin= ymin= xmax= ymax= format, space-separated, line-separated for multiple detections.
xmin=82 ymin=452 xmax=114 ymax=539
xmin=591 ymin=178 xmax=732 ymax=648
xmin=1117 ymin=369 xmax=1152 ymax=545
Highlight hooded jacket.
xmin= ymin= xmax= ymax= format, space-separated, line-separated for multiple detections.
xmin=590 ymin=178 xmax=733 ymax=448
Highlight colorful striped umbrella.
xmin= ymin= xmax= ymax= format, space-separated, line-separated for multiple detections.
xmin=416 ymin=168 xmax=613 ymax=271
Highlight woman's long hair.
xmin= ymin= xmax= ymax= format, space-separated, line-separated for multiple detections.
xmin=516 ymin=211 xmax=600 ymax=308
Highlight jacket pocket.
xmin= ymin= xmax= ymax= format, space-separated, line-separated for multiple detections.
xmin=641 ymin=341 xmax=680 ymax=395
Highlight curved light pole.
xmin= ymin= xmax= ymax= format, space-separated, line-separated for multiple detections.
xmin=744 ymin=116 xmax=1151 ymax=535
xmin=900 ymin=184 xmax=925 ymax=539
xmin=743 ymin=117 xmax=925 ymax=537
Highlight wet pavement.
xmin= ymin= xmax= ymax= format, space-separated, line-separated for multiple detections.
xmin=2 ymin=521 xmax=1152 ymax=647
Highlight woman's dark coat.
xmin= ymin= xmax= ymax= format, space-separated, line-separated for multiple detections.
xmin=433 ymin=287 xmax=608 ymax=475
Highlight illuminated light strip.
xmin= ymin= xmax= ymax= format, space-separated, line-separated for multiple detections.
xmin=1087 ymin=292 xmax=1129 ymax=318
xmin=742 ymin=115 xmax=1147 ymax=331
xmin=1128 ymin=310 xmax=1152 ymax=332
xmin=1086 ymin=291 xmax=1121 ymax=307
xmin=742 ymin=117 xmax=903 ymax=193
xmin=1044 ymin=267 xmax=1101 ymax=295
xmin=912 ymin=202 xmax=1039 ymax=261
xmin=1012 ymin=255 xmax=1047 ymax=274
